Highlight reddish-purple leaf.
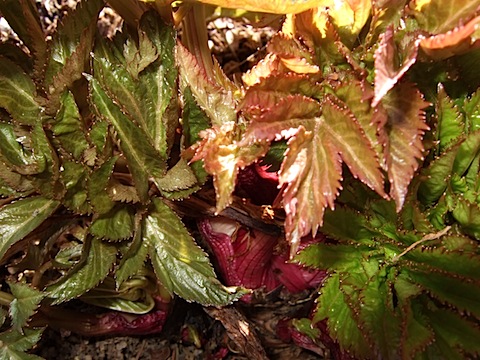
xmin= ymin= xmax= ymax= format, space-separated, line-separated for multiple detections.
xmin=373 ymin=26 xmax=420 ymax=107
xmin=380 ymin=82 xmax=430 ymax=211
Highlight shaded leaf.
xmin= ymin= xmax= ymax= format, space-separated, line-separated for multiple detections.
xmin=8 ymin=282 xmax=44 ymax=331
xmin=29 ymin=123 xmax=64 ymax=199
xmin=89 ymin=205 xmax=135 ymax=241
xmin=373 ymin=26 xmax=420 ymax=107
xmin=52 ymin=90 xmax=89 ymax=161
xmin=451 ymin=199 xmax=480 ymax=239
xmin=381 ymin=83 xmax=430 ymax=211
xmin=61 ymin=160 xmax=91 ymax=214
xmin=47 ymin=237 xmax=117 ymax=304
xmin=0 ymin=196 xmax=59 ymax=262
xmin=0 ymin=57 xmax=42 ymax=125
xmin=144 ymin=198 xmax=246 ymax=305
xmin=435 ymin=84 xmax=464 ymax=151
xmin=405 ymin=269 xmax=480 ymax=318
xmin=0 ymin=0 xmax=46 ymax=74
xmin=0 ymin=328 xmax=44 ymax=360
xmin=115 ymin=226 xmax=149 ymax=287
xmin=88 ymin=76 xmax=165 ymax=202
xmin=0 ymin=123 xmax=40 ymax=175
xmin=87 ymin=156 xmax=117 ymax=214
xmin=428 ymin=308 xmax=480 ymax=356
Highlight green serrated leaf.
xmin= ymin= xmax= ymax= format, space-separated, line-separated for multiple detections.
xmin=452 ymin=130 xmax=480 ymax=176
xmin=0 ymin=0 xmax=46 ymax=74
xmin=405 ymin=269 xmax=480 ymax=318
xmin=295 ymin=242 xmax=372 ymax=272
xmin=400 ymin=302 xmax=435 ymax=359
xmin=418 ymin=146 xmax=458 ymax=205
xmin=359 ymin=276 xmax=402 ymax=359
xmin=8 ymin=282 xmax=44 ymax=332
xmin=144 ymin=197 xmax=245 ymax=306
xmin=464 ymin=88 xmax=480 ymax=132
xmin=403 ymin=235 xmax=480 ymax=279
xmin=47 ymin=237 xmax=117 ymax=304
xmin=451 ymin=198 xmax=480 ymax=239
xmin=313 ymin=273 xmax=371 ymax=358
xmin=89 ymin=205 xmax=135 ymax=241
xmin=156 ymin=159 xmax=198 ymax=193
xmin=0 ymin=196 xmax=59 ymax=262
xmin=0 ymin=57 xmax=42 ymax=125
xmin=124 ymin=30 xmax=158 ymax=79
xmin=436 ymin=84 xmax=464 ymax=151
xmin=52 ymin=90 xmax=89 ymax=161
xmin=44 ymin=0 xmax=103 ymax=87
xmin=427 ymin=308 xmax=480 ymax=357
xmin=0 ymin=328 xmax=44 ymax=360
xmin=87 ymin=156 xmax=117 ymax=214
xmin=30 ymin=123 xmax=64 ymax=199
xmin=88 ymin=120 xmax=111 ymax=160
xmin=182 ymin=86 xmax=210 ymax=183
xmin=115 ymin=230 xmax=149 ymax=287
xmin=0 ymin=123 xmax=40 ymax=175
xmin=88 ymin=76 xmax=165 ymax=202
xmin=61 ymin=160 xmax=91 ymax=214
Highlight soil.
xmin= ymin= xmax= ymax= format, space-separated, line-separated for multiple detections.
xmin=1 ymin=2 xmax=326 ymax=359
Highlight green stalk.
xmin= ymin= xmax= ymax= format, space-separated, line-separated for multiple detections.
xmin=0 ymin=291 xmax=14 ymax=306
xmin=181 ymin=3 xmax=214 ymax=79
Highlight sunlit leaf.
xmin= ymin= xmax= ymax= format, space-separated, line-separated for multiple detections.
xmin=420 ymin=16 xmax=480 ymax=59
xmin=176 ymin=42 xmax=236 ymax=127
xmin=144 ymin=197 xmax=246 ymax=305
xmin=411 ymin=0 xmax=480 ymax=34
xmin=47 ymin=237 xmax=117 ymax=304
xmin=265 ymin=97 xmax=385 ymax=255
xmin=189 ymin=122 xmax=269 ymax=213
xmin=8 ymin=282 xmax=44 ymax=332
xmin=149 ymin=0 xmax=321 ymax=14
xmin=0 ymin=196 xmax=59 ymax=262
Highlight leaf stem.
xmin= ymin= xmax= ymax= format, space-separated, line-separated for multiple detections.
xmin=391 ymin=226 xmax=451 ymax=263
xmin=181 ymin=3 xmax=214 ymax=79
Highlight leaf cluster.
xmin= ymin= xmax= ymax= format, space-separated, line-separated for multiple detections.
xmin=0 ymin=1 xmax=246 ymax=355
